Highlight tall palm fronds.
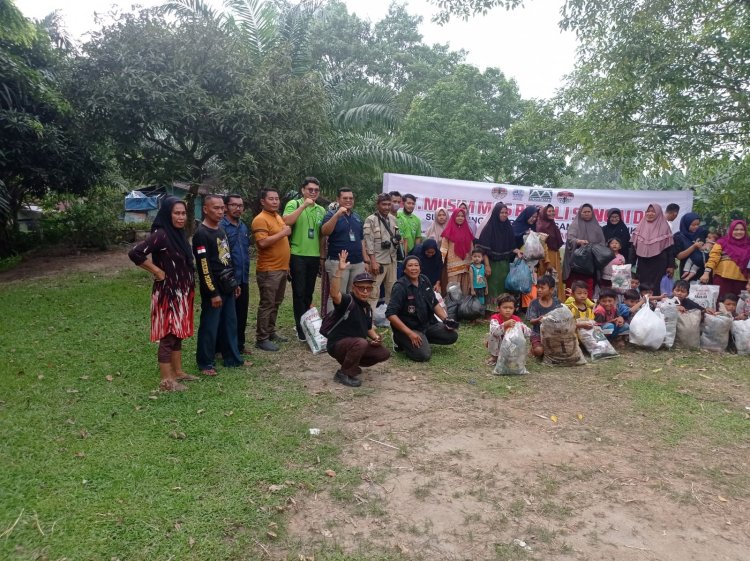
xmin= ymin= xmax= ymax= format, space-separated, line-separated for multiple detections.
xmin=324 ymin=132 xmax=435 ymax=176
xmin=37 ymin=11 xmax=75 ymax=52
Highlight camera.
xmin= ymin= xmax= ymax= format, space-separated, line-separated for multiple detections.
xmin=380 ymin=240 xmax=392 ymax=249
xmin=392 ymin=233 xmax=402 ymax=243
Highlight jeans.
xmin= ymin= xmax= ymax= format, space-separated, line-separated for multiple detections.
xmin=328 ymin=337 xmax=391 ymax=376
xmin=392 ymin=322 xmax=458 ymax=362
xmin=324 ymin=259 xmax=365 ymax=311
xmin=196 ymin=292 xmax=243 ymax=370
xmin=601 ymin=322 xmax=629 ymax=339
xmin=256 ymin=270 xmax=287 ymax=342
xmin=235 ymin=282 xmax=249 ymax=350
xmin=290 ymin=255 xmax=320 ymax=337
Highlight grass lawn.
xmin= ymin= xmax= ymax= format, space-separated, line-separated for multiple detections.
xmin=0 ymin=269 xmax=344 ymax=561
xmin=2 ymin=265 xmax=749 ymax=561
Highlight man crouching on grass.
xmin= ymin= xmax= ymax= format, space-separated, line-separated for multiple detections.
xmin=325 ymin=250 xmax=390 ymax=387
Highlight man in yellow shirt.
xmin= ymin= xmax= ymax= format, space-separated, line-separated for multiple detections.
xmin=252 ymin=188 xmax=291 ymax=352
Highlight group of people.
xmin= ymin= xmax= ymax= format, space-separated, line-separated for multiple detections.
xmin=129 ymin=183 xmax=750 ymax=392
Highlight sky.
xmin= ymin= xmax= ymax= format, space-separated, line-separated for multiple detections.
xmin=15 ymin=0 xmax=577 ymax=100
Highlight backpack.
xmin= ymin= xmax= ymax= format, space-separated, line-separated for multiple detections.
xmin=319 ymin=295 xmax=357 ymax=337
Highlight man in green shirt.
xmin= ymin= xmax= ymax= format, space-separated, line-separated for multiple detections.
xmin=283 ymin=176 xmax=326 ymax=341
xmin=397 ymin=193 xmax=422 ymax=255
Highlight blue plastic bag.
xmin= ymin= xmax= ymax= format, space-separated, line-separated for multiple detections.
xmin=660 ymin=274 xmax=674 ymax=297
xmin=505 ymin=258 xmax=533 ymax=294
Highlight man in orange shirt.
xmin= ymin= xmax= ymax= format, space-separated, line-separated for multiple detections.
xmin=252 ymin=188 xmax=292 ymax=351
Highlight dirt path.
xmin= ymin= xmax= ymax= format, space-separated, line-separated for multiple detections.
xmin=277 ymin=353 xmax=749 ymax=561
xmin=0 ymin=247 xmax=131 ymax=283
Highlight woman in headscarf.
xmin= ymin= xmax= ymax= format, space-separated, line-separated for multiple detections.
xmin=562 ymin=203 xmax=606 ymax=298
xmin=602 ymin=208 xmax=632 ymax=264
xmin=458 ymin=202 xmax=477 ymax=236
xmin=700 ymin=219 xmax=750 ymax=300
xmin=425 ymin=207 xmax=448 ymax=241
xmin=673 ymin=212 xmax=708 ymax=280
xmin=511 ymin=206 xmax=539 ymax=248
xmin=476 ymin=203 xmax=520 ymax=302
xmin=630 ymin=203 xmax=676 ymax=295
xmin=536 ymin=204 xmax=566 ymax=301
xmin=129 ymin=197 xmax=196 ymax=392
xmin=410 ymin=238 xmax=443 ymax=292
xmin=440 ymin=207 xmax=474 ymax=294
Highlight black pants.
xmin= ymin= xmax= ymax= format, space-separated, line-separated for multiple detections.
xmin=235 ymin=282 xmax=249 ymax=350
xmin=393 ymin=322 xmax=458 ymax=362
xmin=290 ymin=254 xmax=320 ymax=337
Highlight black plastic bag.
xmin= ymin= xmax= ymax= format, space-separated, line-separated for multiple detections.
xmin=570 ymin=245 xmax=595 ymax=275
xmin=591 ymin=243 xmax=615 ymax=270
xmin=457 ymin=295 xmax=486 ymax=321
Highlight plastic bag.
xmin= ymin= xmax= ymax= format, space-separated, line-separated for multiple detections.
xmin=458 ymin=295 xmax=486 ymax=321
xmin=301 ymin=307 xmax=327 ymax=355
xmin=737 ymin=290 xmax=749 ymax=316
xmin=505 ymin=258 xmax=533 ymax=294
xmin=660 ymin=275 xmax=674 ymax=297
xmin=688 ymin=283 xmax=720 ymax=310
xmin=700 ymin=313 xmax=732 ymax=352
xmin=570 ymin=245 xmax=595 ymax=275
xmin=611 ymin=264 xmax=631 ymax=293
xmin=657 ymin=297 xmax=679 ymax=348
xmin=374 ymin=303 xmax=390 ymax=328
xmin=591 ymin=243 xmax=615 ymax=270
xmin=493 ymin=324 xmax=529 ymax=375
xmin=675 ymin=309 xmax=701 ymax=349
xmin=578 ymin=325 xmax=619 ymax=360
xmin=523 ymin=231 xmax=545 ymax=262
xmin=444 ymin=282 xmax=463 ymax=320
xmin=629 ymin=305 xmax=667 ymax=350
xmin=541 ymin=306 xmax=587 ymax=366
xmin=731 ymin=319 xmax=750 ymax=355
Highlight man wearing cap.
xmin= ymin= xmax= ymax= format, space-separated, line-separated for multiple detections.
xmin=386 ymin=254 xmax=458 ymax=362
xmin=363 ymin=193 xmax=399 ymax=312
xmin=326 ymin=249 xmax=390 ymax=387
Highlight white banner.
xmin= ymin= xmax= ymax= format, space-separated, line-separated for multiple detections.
xmin=383 ymin=173 xmax=693 ymax=240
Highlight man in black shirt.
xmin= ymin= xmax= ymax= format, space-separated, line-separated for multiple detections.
xmin=326 ymin=249 xmax=390 ymax=387
xmin=192 ymin=195 xmax=245 ymax=375
xmin=387 ymin=255 xmax=458 ymax=362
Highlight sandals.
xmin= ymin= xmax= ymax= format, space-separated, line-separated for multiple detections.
xmin=486 ymin=357 xmax=498 ymax=366
xmin=200 ymin=368 xmax=218 ymax=377
xmin=176 ymin=372 xmax=199 ymax=382
xmin=159 ymin=379 xmax=188 ymax=392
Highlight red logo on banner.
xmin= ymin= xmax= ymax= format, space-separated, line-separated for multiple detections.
xmin=491 ymin=186 xmax=508 ymax=200
xmin=557 ymin=191 xmax=575 ymax=204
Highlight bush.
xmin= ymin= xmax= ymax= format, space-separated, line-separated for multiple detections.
xmin=41 ymin=187 xmax=128 ymax=249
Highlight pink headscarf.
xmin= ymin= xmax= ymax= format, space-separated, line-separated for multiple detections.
xmin=717 ymin=219 xmax=750 ymax=273
xmin=441 ymin=208 xmax=474 ymax=260
xmin=631 ymin=203 xmax=674 ymax=258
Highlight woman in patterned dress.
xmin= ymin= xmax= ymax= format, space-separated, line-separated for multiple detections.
xmin=129 ymin=197 xmax=196 ymax=391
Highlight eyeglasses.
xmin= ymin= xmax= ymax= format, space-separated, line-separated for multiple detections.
xmin=306 ymin=188 xmax=320 ymax=193
xmin=353 ymin=284 xmax=373 ymax=292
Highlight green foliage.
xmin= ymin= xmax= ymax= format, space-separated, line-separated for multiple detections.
xmin=39 ymin=187 xmax=127 ymax=249
xmin=400 ymin=64 xmax=569 ymax=184
xmin=0 ymin=0 xmax=106 ymax=254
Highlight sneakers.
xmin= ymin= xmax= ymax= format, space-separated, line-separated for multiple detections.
xmin=334 ymin=370 xmax=361 ymax=387
xmin=297 ymin=332 xmax=307 ymax=342
xmin=391 ymin=332 xmax=402 ymax=352
xmin=270 ymin=333 xmax=289 ymax=343
xmin=256 ymin=340 xmax=280 ymax=352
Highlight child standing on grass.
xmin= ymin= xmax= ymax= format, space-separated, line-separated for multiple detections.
xmin=600 ymin=238 xmax=626 ymax=288
xmin=565 ymin=280 xmax=595 ymax=338
xmin=593 ymin=288 xmax=630 ymax=348
xmin=525 ymin=275 xmax=561 ymax=358
xmin=470 ymin=248 xmax=488 ymax=305
xmin=486 ymin=293 xmax=530 ymax=365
